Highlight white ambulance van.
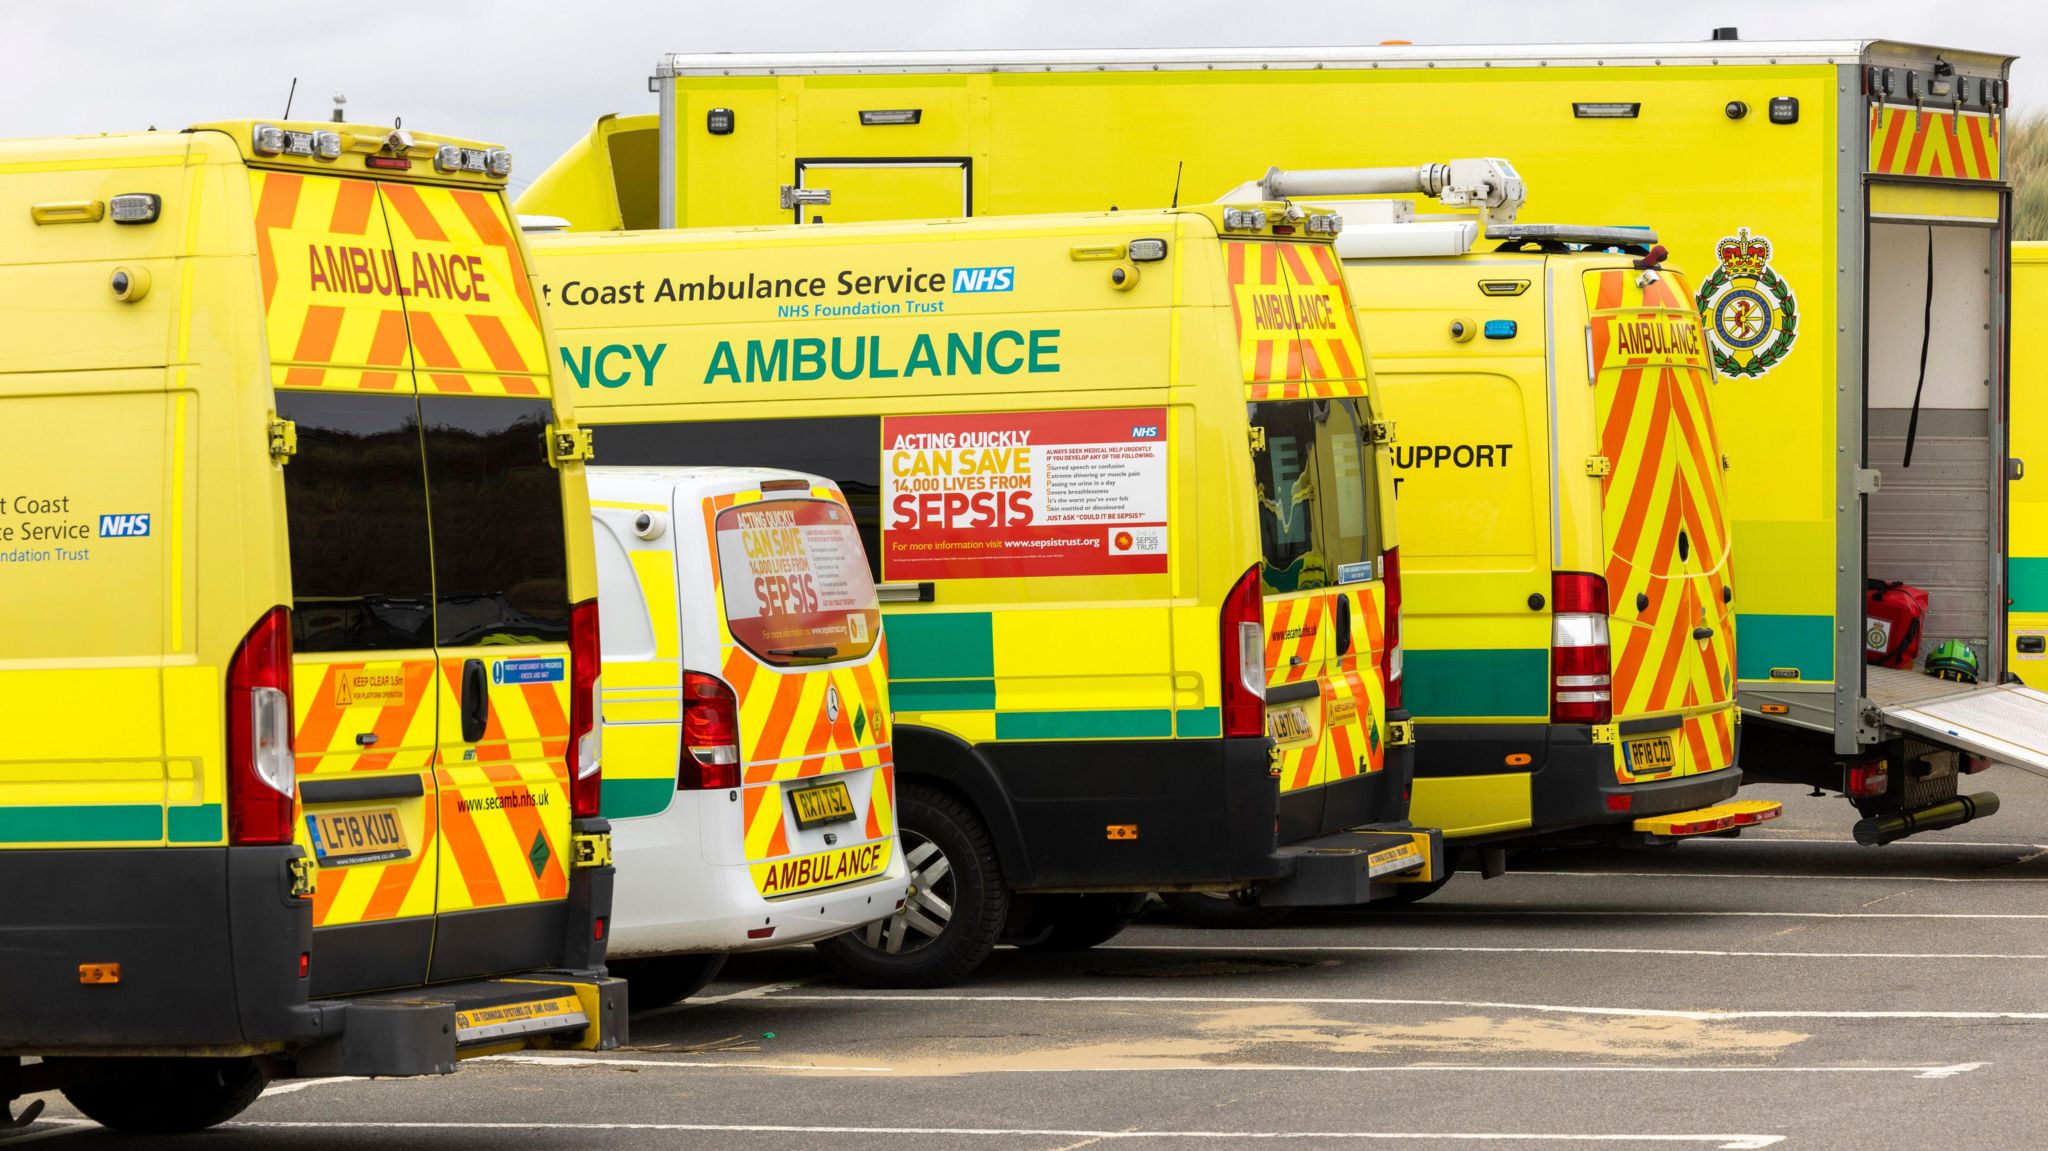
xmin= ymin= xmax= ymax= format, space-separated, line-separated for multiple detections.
xmin=589 ymin=466 xmax=906 ymax=1005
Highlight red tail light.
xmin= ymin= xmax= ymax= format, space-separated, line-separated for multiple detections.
xmin=681 ymin=670 xmax=742 ymax=790
xmin=1380 ymin=546 xmax=1404 ymax=710
xmin=227 ymin=606 xmax=296 ymax=845
xmin=1221 ymin=565 xmax=1266 ymax=739
xmin=1846 ymin=761 xmax=1890 ymax=798
xmin=568 ymin=598 xmax=602 ymax=818
xmin=1550 ymin=572 xmax=1612 ymax=726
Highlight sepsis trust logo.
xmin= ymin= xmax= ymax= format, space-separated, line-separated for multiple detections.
xmin=305 ymin=243 xmax=494 ymax=302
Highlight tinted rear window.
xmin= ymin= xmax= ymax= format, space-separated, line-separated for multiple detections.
xmin=277 ymin=392 xmax=435 ymax=653
xmin=593 ymin=418 xmax=882 ymax=579
xmin=1247 ymin=397 xmax=1381 ymax=593
xmin=420 ymin=395 xmax=569 ymax=646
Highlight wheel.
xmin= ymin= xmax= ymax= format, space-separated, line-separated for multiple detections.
xmin=57 ymin=1056 xmax=268 ymax=1134
xmin=1009 ymin=893 xmax=1146 ymax=952
xmin=611 ymin=953 xmax=728 ymax=1011
xmin=1158 ymin=891 xmax=1291 ymax=929
xmin=815 ymin=783 xmax=1007 ymax=987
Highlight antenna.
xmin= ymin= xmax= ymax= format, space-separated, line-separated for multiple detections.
xmin=332 ymin=93 xmax=347 ymax=123
xmin=282 ymin=77 xmax=298 ymax=119
xmin=1170 ymin=160 xmax=1184 ymax=209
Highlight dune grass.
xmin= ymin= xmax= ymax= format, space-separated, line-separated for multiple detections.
xmin=2011 ymin=108 xmax=2048 ymax=241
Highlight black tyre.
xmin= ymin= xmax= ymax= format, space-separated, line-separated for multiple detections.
xmin=1158 ymin=891 xmax=1291 ymax=929
xmin=816 ymin=783 xmax=1007 ymax=987
xmin=1010 ymin=894 xmax=1146 ymax=952
xmin=612 ymin=953 xmax=729 ymax=1012
xmin=57 ymin=1057 xmax=267 ymax=1134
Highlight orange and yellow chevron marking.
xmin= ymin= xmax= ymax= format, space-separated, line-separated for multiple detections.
xmin=428 ymin=656 xmax=572 ymax=913
xmin=290 ymin=656 xmax=443 ymax=929
xmin=1869 ymin=103 xmax=2001 ymax=180
xmin=1264 ymin=594 xmax=1326 ymax=686
xmin=1226 ymin=240 xmax=1371 ymax=399
xmin=742 ymin=782 xmax=791 ymax=860
xmin=865 ymin=764 xmax=896 ymax=841
xmin=1586 ymin=268 xmax=1738 ymax=773
xmin=253 ymin=170 xmax=549 ymax=396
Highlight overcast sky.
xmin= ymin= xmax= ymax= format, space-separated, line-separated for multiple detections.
xmin=4 ymin=0 xmax=2039 ymax=192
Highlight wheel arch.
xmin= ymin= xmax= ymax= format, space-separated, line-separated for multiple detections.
xmin=890 ymin=724 xmax=1034 ymax=889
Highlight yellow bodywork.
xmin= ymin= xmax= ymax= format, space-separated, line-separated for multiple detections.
xmin=0 ymin=119 xmax=601 ymax=1039
xmin=531 ymin=205 xmax=1402 ymax=845
xmin=2010 ymin=244 xmax=2048 ymax=686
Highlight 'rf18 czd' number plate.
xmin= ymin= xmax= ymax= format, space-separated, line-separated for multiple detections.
xmin=1267 ymin=706 xmax=1315 ymax=745
xmin=789 ymin=780 xmax=857 ymax=829
xmin=1625 ymin=736 xmax=1676 ymax=774
xmin=306 ymin=806 xmax=409 ymax=868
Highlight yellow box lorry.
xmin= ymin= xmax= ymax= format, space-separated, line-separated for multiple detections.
xmin=530 ymin=203 xmax=1440 ymax=983
xmin=522 ymin=35 xmax=2043 ymax=842
xmin=0 ymin=118 xmax=621 ymax=1133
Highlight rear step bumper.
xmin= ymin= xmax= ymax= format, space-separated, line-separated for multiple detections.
xmin=1632 ymin=799 xmax=1783 ymax=839
xmin=1251 ymin=827 xmax=1443 ymax=908
xmin=296 ymin=973 xmax=626 ymax=1078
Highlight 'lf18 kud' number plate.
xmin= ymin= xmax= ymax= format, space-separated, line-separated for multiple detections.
xmin=306 ymin=806 xmax=409 ymax=868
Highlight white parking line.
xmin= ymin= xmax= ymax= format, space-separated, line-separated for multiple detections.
xmin=482 ymin=1053 xmax=894 ymax=1073
xmin=215 ymin=1120 xmax=1787 ymax=1148
xmin=259 ymin=1076 xmax=360 ymax=1097
xmin=494 ymin=1051 xmax=1982 ymax=1079
xmin=1735 ymin=829 xmax=2048 ymax=849
xmin=754 ymin=992 xmax=2048 ymax=1023
xmin=632 ymin=977 xmax=817 ymax=1021
xmin=1371 ymin=908 xmax=2048 ymax=919
xmin=1102 ymin=944 xmax=2048 ymax=960
xmin=1506 ymin=869 xmax=2048 ymax=883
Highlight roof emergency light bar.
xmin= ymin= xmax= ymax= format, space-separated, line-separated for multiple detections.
xmin=1216 ymin=159 xmax=1527 ymax=229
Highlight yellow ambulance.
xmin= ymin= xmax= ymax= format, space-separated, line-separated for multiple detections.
xmin=591 ymin=466 xmax=906 ymax=1006
xmin=530 ymin=36 xmax=2046 ymax=841
xmin=1220 ymin=168 xmax=1764 ymax=878
xmin=0 ymin=118 xmax=618 ymax=1133
xmin=532 ymin=204 xmax=1438 ymax=985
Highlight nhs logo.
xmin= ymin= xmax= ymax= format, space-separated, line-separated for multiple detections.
xmin=951 ymin=266 xmax=1015 ymax=293
xmin=97 ymin=514 xmax=151 ymax=538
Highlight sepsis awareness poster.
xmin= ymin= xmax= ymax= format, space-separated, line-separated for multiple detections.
xmin=880 ymin=408 xmax=1169 ymax=580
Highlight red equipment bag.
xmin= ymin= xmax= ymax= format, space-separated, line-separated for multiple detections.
xmin=1864 ymin=579 xmax=1929 ymax=668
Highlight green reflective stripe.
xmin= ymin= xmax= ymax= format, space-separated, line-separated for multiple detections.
xmin=1176 ymin=707 xmax=1222 ymax=738
xmin=601 ymin=777 xmax=675 ymax=821
xmin=1736 ymin=613 xmax=1834 ymax=682
xmin=1405 ymin=648 xmax=1549 ymax=718
xmin=883 ymin=612 xmax=994 ymax=679
xmin=0 ymin=804 xmax=163 ymax=844
xmin=891 ymin=678 xmax=997 ymax=712
xmin=166 ymin=803 xmax=223 ymax=844
xmin=2011 ymin=558 xmax=2048 ymax=613
xmin=995 ymin=709 xmax=1174 ymax=740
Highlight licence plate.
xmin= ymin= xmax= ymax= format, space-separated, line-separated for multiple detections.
xmin=1625 ymin=736 xmax=1676 ymax=774
xmin=306 ymin=805 xmax=409 ymax=868
xmin=789 ymin=780 xmax=857 ymax=829
xmin=1267 ymin=705 xmax=1315 ymax=745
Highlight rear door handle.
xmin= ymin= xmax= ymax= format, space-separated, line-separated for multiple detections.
xmin=1333 ymin=592 xmax=1353 ymax=656
xmin=460 ymin=658 xmax=489 ymax=743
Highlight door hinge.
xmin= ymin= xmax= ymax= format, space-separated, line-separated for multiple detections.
xmin=1584 ymin=454 xmax=1612 ymax=477
xmin=1855 ymin=468 xmax=1883 ymax=495
xmin=1368 ymin=419 xmax=1397 ymax=445
xmin=1386 ymin=719 xmax=1416 ymax=747
xmin=780 ymin=185 xmax=832 ymax=211
xmin=1590 ymin=723 xmax=1619 ymax=745
xmin=548 ymin=425 xmax=595 ymax=467
xmin=268 ymin=415 xmax=297 ymax=464
xmin=573 ymin=831 xmax=614 ymax=869
xmin=288 ymin=855 xmax=317 ymax=899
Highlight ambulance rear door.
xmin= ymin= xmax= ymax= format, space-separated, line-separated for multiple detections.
xmin=1583 ymin=265 xmax=1737 ymax=783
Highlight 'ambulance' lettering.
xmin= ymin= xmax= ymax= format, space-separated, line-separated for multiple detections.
xmin=306 ymin=245 xmax=492 ymax=302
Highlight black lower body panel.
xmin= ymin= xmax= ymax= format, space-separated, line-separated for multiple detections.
xmin=1418 ymin=721 xmax=1743 ymax=844
xmin=0 ymin=846 xmax=318 ymax=1054
xmin=974 ymin=735 xmax=1283 ymax=890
